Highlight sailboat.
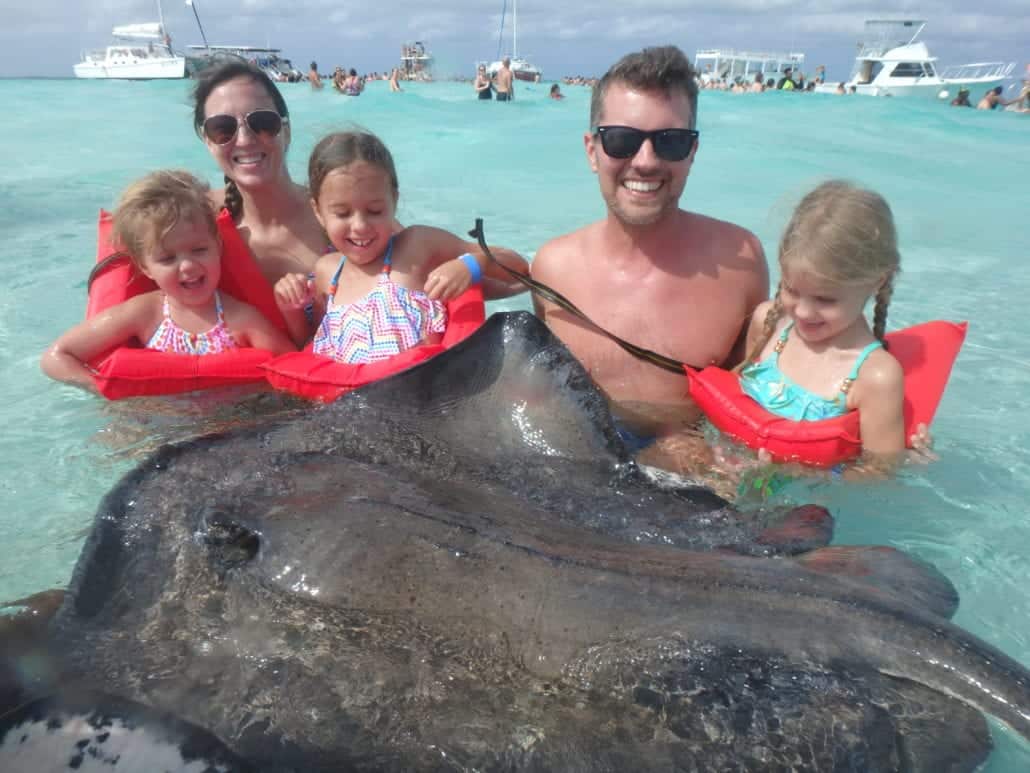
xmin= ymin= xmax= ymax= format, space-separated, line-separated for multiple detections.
xmin=73 ymin=0 xmax=185 ymax=79
xmin=484 ymin=0 xmax=542 ymax=82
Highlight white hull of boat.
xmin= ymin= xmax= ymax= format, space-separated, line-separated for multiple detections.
xmin=816 ymin=76 xmax=1005 ymax=99
xmin=73 ymin=56 xmax=186 ymax=79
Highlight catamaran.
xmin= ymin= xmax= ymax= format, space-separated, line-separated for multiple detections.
xmin=483 ymin=0 xmax=542 ymax=82
xmin=73 ymin=1 xmax=185 ymax=79
xmin=814 ymin=20 xmax=1014 ymax=99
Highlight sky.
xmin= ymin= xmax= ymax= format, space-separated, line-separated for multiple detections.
xmin=0 ymin=0 xmax=1026 ymax=81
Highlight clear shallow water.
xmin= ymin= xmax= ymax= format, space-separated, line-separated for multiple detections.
xmin=1 ymin=78 xmax=1028 ymax=768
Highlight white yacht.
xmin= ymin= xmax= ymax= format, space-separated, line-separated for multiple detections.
xmin=482 ymin=0 xmax=542 ymax=82
xmin=74 ymin=2 xmax=185 ymax=80
xmin=815 ymin=20 xmax=1014 ymax=99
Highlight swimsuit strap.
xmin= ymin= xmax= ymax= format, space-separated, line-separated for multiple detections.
xmin=213 ymin=290 xmax=225 ymax=321
xmin=327 ymin=236 xmax=396 ymax=297
xmin=161 ymin=294 xmax=172 ymax=318
xmin=839 ymin=339 xmax=884 ymax=395
xmin=772 ymin=322 xmax=793 ymax=357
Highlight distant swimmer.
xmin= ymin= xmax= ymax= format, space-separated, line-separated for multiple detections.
xmin=389 ymin=68 xmax=402 ymax=92
xmin=549 ymin=83 xmax=564 ymax=100
xmin=977 ymin=85 xmax=1005 ymax=110
xmin=308 ymin=61 xmax=323 ymax=89
xmin=494 ymin=57 xmax=514 ymax=102
xmin=474 ymin=64 xmax=492 ymax=99
xmin=343 ymin=68 xmax=363 ymax=96
xmin=776 ymin=67 xmax=797 ymax=91
xmin=950 ymin=88 xmax=972 ymax=107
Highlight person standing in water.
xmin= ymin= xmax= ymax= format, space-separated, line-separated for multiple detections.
xmin=308 ymin=61 xmax=323 ymax=89
xmin=494 ymin=57 xmax=514 ymax=102
xmin=474 ymin=65 xmax=493 ymax=99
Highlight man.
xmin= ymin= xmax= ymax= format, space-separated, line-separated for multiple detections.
xmin=494 ymin=57 xmax=515 ymax=102
xmin=776 ymin=67 xmax=797 ymax=90
xmin=531 ymin=45 xmax=768 ymax=447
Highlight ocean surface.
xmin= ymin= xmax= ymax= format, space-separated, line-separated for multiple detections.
xmin=1 ymin=77 xmax=1029 ymax=767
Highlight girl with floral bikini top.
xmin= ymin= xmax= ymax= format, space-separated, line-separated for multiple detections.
xmin=41 ymin=170 xmax=294 ymax=392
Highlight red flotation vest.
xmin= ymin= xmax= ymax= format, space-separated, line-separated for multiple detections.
xmin=686 ymin=321 xmax=967 ymax=467
xmin=87 ymin=209 xmax=287 ymax=399
xmin=261 ymin=286 xmax=486 ymax=402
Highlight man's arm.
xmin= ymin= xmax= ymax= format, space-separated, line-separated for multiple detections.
xmin=724 ymin=231 xmax=769 ymax=368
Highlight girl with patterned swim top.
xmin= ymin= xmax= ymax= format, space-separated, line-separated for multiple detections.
xmin=41 ymin=170 xmax=295 ymax=392
xmin=273 ymin=130 xmax=530 ymax=363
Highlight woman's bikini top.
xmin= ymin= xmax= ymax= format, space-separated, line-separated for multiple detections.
xmin=311 ymin=238 xmax=447 ymax=365
xmin=739 ymin=323 xmax=883 ymax=422
xmin=146 ymin=291 xmax=237 ymax=355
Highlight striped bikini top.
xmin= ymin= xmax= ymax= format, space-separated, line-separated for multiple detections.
xmin=739 ymin=322 xmax=883 ymax=422
xmin=311 ymin=238 xmax=447 ymax=365
xmin=146 ymin=291 xmax=238 ymax=355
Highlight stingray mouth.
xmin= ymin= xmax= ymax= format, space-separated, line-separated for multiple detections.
xmin=197 ymin=507 xmax=261 ymax=570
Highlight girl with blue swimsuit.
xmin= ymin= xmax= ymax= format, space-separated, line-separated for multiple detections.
xmin=728 ymin=180 xmax=907 ymax=493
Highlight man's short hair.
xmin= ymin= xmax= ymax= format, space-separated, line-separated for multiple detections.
xmin=589 ymin=46 xmax=698 ymax=129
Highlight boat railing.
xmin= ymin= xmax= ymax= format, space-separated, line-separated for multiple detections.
xmin=940 ymin=61 xmax=1015 ymax=81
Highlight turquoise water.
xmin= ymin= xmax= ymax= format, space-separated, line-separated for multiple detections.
xmin=1 ymin=78 xmax=1029 ymax=767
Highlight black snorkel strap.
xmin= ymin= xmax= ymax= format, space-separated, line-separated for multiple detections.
xmin=469 ymin=218 xmax=699 ymax=374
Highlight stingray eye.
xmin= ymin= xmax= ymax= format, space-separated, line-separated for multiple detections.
xmin=199 ymin=507 xmax=261 ymax=569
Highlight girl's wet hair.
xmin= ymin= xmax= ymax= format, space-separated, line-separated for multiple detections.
xmin=191 ymin=61 xmax=290 ymax=222
xmin=743 ymin=179 xmax=901 ymax=366
xmin=308 ymin=131 xmax=399 ymax=203
xmin=111 ymin=170 xmax=218 ymax=270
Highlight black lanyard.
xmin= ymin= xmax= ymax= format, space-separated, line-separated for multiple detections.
xmin=469 ymin=218 xmax=701 ymax=374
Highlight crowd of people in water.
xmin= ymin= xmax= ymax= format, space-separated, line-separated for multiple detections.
xmin=297 ymin=57 xmax=1030 ymax=116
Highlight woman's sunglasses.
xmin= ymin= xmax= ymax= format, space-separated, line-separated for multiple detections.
xmin=593 ymin=125 xmax=699 ymax=162
xmin=201 ymin=109 xmax=288 ymax=145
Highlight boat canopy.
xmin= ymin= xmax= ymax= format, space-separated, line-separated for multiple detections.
xmin=186 ymin=45 xmax=283 ymax=54
xmin=856 ymin=19 xmax=926 ymax=58
xmin=111 ymin=23 xmax=165 ymax=40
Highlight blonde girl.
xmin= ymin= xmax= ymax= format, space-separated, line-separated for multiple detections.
xmin=42 ymin=171 xmax=294 ymax=391
xmin=738 ymin=179 xmax=905 ymax=460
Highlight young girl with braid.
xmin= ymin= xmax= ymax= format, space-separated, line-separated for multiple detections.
xmin=737 ymin=180 xmax=906 ymax=460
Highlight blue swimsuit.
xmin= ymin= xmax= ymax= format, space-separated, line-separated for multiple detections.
xmin=740 ymin=323 xmax=883 ymax=421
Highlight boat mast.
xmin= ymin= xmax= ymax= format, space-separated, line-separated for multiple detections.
xmin=185 ymin=0 xmax=211 ymax=51
xmin=513 ymin=0 xmax=518 ymax=59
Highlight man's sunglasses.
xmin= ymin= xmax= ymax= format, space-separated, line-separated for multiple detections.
xmin=201 ymin=109 xmax=288 ymax=145
xmin=593 ymin=125 xmax=699 ymax=162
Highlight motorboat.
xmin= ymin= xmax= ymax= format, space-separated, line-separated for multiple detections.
xmin=400 ymin=41 xmax=434 ymax=81
xmin=482 ymin=0 xmax=542 ymax=82
xmin=185 ymin=45 xmax=302 ymax=82
xmin=694 ymin=48 xmax=805 ymax=86
xmin=815 ymin=19 xmax=1014 ymax=99
xmin=74 ymin=3 xmax=184 ymax=80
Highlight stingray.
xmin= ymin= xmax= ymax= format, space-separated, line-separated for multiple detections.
xmin=4 ymin=312 xmax=1028 ymax=771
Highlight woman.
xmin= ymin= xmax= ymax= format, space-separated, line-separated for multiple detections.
xmin=193 ymin=61 xmax=327 ymax=287
xmin=473 ymin=65 xmax=492 ymax=100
